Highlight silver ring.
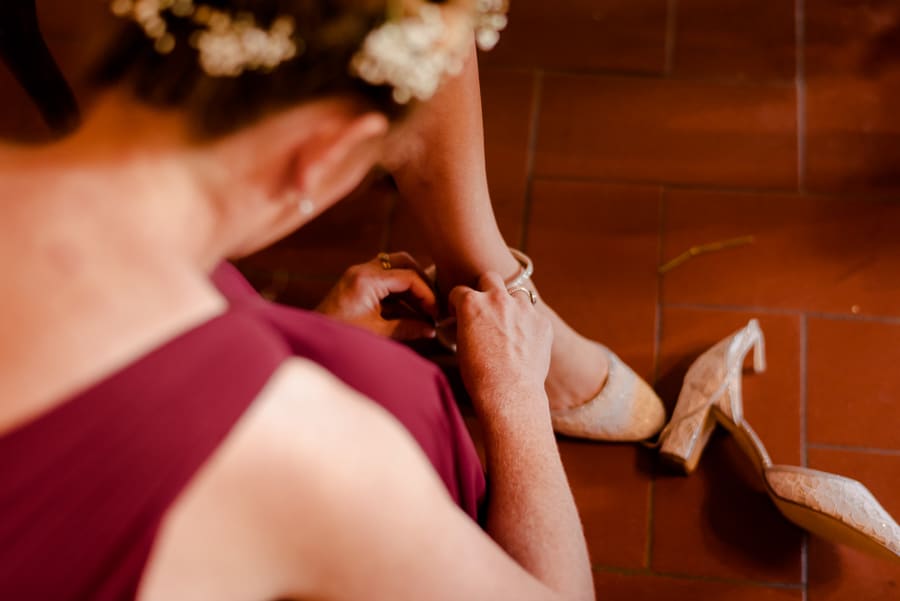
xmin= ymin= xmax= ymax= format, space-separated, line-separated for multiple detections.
xmin=508 ymin=286 xmax=537 ymax=305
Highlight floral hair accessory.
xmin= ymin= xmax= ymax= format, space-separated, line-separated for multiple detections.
xmin=109 ymin=0 xmax=508 ymax=101
xmin=110 ymin=0 xmax=299 ymax=76
xmin=351 ymin=0 xmax=508 ymax=103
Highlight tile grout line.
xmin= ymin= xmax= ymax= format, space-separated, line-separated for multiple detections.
xmin=808 ymin=442 xmax=900 ymax=456
xmin=644 ymin=458 xmax=657 ymax=570
xmin=591 ymin=564 xmax=805 ymax=591
xmin=644 ymin=188 xmax=667 ymax=570
xmin=800 ymin=313 xmax=809 ymax=469
xmin=799 ymin=312 xmax=809 ymax=598
xmin=506 ymin=63 xmax=796 ymax=90
xmin=663 ymin=302 xmax=900 ymax=325
xmin=529 ymin=173 xmax=900 ymax=202
xmin=664 ymin=0 xmax=678 ymax=76
xmin=795 ymin=0 xmax=808 ymax=194
xmin=653 ymin=190 xmax=667 ymax=385
xmin=529 ymin=174 xmax=804 ymax=196
xmin=517 ymin=69 xmax=544 ymax=251
xmin=518 ymin=66 xmax=796 ymax=88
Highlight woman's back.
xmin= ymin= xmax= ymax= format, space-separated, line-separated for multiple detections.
xmin=0 ymin=308 xmax=289 ymax=599
xmin=0 ymin=260 xmax=486 ymax=599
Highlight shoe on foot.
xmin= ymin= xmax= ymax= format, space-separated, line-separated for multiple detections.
xmin=550 ymin=343 xmax=667 ymax=441
xmin=430 ymin=248 xmax=667 ymax=442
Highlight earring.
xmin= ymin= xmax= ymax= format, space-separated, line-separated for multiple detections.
xmin=298 ymin=196 xmax=315 ymax=216
xmin=282 ymin=189 xmax=315 ymax=216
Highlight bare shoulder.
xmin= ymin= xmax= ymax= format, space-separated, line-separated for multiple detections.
xmin=137 ymin=358 xmax=444 ymax=601
xmin=139 ymin=358 xmax=555 ymax=601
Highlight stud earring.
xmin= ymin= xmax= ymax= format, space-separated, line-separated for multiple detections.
xmin=282 ymin=189 xmax=315 ymax=216
xmin=298 ymin=196 xmax=315 ymax=216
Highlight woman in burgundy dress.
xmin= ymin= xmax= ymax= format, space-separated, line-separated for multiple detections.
xmin=0 ymin=1 xmax=593 ymax=600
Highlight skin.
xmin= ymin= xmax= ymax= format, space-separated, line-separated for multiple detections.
xmin=387 ymin=44 xmax=610 ymax=411
xmin=0 ymin=87 xmax=593 ymax=600
xmin=315 ymin=251 xmax=440 ymax=341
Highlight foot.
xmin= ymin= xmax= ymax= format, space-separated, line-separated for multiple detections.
xmin=433 ymin=255 xmax=610 ymax=412
xmin=433 ymin=253 xmax=612 ymax=412
xmin=429 ymin=247 xmax=664 ymax=440
xmin=538 ymin=298 xmax=610 ymax=413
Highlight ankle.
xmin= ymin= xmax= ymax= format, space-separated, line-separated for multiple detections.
xmin=433 ymin=246 xmax=523 ymax=294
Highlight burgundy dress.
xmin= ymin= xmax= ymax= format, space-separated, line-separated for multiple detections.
xmin=0 ymin=262 xmax=485 ymax=600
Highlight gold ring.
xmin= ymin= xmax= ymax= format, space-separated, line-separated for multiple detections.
xmin=378 ymin=252 xmax=392 ymax=270
xmin=508 ymin=286 xmax=537 ymax=305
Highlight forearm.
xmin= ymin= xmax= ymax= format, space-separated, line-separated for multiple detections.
xmin=478 ymin=387 xmax=594 ymax=601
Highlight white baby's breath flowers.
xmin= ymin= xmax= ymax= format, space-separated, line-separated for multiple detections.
xmin=109 ymin=0 xmax=299 ymax=77
xmin=474 ymin=0 xmax=508 ymax=50
xmin=109 ymin=0 xmax=508 ymax=101
xmin=350 ymin=4 xmax=459 ymax=104
xmin=194 ymin=14 xmax=298 ymax=77
xmin=350 ymin=0 xmax=508 ymax=103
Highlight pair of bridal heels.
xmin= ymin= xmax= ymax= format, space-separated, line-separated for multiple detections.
xmin=430 ymin=248 xmax=667 ymax=442
xmin=657 ymin=319 xmax=900 ymax=561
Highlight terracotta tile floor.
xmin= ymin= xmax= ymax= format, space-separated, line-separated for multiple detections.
xmin=3 ymin=0 xmax=900 ymax=599
xmin=233 ymin=3 xmax=900 ymax=597
xmin=236 ymin=2 xmax=900 ymax=596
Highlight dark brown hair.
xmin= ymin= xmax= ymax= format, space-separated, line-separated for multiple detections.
xmin=90 ymin=0 xmax=418 ymax=138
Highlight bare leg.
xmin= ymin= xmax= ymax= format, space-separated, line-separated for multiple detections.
xmin=388 ymin=44 xmax=608 ymax=412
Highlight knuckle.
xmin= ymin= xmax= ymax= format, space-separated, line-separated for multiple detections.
xmin=459 ymin=291 xmax=484 ymax=316
xmin=341 ymin=266 xmax=357 ymax=283
xmin=491 ymin=288 xmax=509 ymax=304
xmin=345 ymin=266 xmax=367 ymax=287
xmin=458 ymin=288 xmax=476 ymax=307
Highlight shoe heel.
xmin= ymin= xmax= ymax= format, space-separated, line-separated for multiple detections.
xmin=658 ymin=319 xmax=766 ymax=474
xmin=658 ymin=395 xmax=716 ymax=475
xmin=746 ymin=318 xmax=767 ymax=374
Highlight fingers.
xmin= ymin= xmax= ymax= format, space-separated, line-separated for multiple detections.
xmin=447 ymin=283 xmax=475 ymax=317
xmin=378 ymin=252 xmax=431 ymax=283
xmin=448 ymin=271 xmax=514 ymax=315
xmin=507 ymin=287 xmax=536 ymax=306
xmin=476 ymin=271 xmax=506 ymax=293
xmin=382 ymin=251 xmax=421 ymax=271
xmin=383 ymin=318 xmax=437 ymax=341
xmin=377 ymin=269 xmax=438 ymax=318
xmin=368 ymin=252 xmax=438 ymax=318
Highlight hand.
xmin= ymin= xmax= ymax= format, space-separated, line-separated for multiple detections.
xmin=317 ymin=252 xmax=439 ymax=341
xmin=449 ymin=272 xmax=553 ymax=416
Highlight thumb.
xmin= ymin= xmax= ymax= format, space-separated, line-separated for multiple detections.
xmin=383 ymin=318 xmax=438 ymax=341
xmin=477 ymin=271 xmax=506 ymax=293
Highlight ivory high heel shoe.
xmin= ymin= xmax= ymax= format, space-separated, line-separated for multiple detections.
xmin=431 ymin=248 xmax=666 ymax=442
xmin=506 ymin=249 xmax=665 ymax=441
xmin=549 ymin=344 xmax=666 ymax=441
xmin=658 ymin=319 xmax=900 ymax=561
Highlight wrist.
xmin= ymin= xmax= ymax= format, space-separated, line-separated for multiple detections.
xmin=472 ymin=382 xmax=551 ymax=429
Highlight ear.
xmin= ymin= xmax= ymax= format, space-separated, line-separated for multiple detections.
xmin=290 ymin=110 xmax=389 ymax=206
xmin=210 ymin=100 xmax=388 ymax=207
